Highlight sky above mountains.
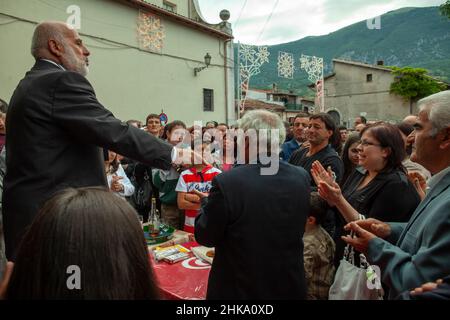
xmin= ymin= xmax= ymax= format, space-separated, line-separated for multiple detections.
xmin=197 ymin=0 xmax=445 ymax=45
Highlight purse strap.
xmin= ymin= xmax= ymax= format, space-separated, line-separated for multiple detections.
xmin=343 ymin=214 xmax=367 ymax=267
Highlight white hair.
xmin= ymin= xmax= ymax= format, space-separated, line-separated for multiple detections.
xmin=418 ymin=90 xmax=450 ymax=137
xmin=237 ymin=109 xmax=286 ymax=152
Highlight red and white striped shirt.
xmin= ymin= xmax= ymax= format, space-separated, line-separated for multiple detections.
xmin=175 ymin=165 xmax=221 ymax=233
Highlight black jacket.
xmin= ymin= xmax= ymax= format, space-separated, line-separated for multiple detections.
xmin=3 ymin=60 xmax=173 ymax=259
xmin=333 ymin=167 xmax=421 ymax=267
xmin=195 ymin=162 xmax=310 ymax=300
xmin=289 ymin=144 xmax=344 ymax=188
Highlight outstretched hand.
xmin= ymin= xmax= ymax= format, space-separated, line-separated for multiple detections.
xmin=341 ymin=222 xmax=376 ymax=255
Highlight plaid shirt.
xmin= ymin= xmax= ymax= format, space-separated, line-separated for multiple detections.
xmin=303 ymin=225 xmax=336 ymax=300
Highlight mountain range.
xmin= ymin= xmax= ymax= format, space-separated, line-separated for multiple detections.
xmin=234 ymin=6 xmax=450 ymax=96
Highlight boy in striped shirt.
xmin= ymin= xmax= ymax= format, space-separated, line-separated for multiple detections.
xmin=176 ymin=140 xmax=221 ymax=233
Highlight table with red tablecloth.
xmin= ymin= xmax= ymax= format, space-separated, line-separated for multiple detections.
xmin=150 ymin=240 xmax=211 ymax=300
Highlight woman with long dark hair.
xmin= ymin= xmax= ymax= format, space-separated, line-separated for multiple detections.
xmin=340 ymin=133 xmax=361 ymax=186
xmin=5 ymin=187 xmax=159 ymax=299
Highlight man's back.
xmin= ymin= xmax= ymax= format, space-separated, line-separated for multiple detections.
xmin=195 ymin=162 xmax=311 ymax=299
xmin=3 ymin=60 xmax=172 ymax=258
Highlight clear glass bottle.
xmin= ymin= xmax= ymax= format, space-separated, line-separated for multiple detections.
xmin=149 ymin=198 xmax=160 ymax=237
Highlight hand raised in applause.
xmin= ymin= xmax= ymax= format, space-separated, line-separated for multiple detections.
xmin=407 ymin=171 xmax=427 ymax=200
xmin=0 ymin=262 xmax=14 ymax=300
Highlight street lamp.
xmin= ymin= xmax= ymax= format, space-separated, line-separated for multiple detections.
xmin=194 ymin=53 xmax=211 ymax=76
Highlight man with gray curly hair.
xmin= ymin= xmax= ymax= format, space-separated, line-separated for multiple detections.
xmin=233 ymin=109 xmax=285 ymax=175
xmin=194 ymin=109 xmax=311 ymax=299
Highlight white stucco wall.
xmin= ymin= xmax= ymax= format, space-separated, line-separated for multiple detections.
xmin=0 ymin=0 xmax=235 ymax=126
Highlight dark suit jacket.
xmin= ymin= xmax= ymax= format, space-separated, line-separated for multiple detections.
xmin=195 ymin=162 xmax=311 ymax=300
xmin=3 ymin=60 xmax=173 ymax=259
xmin=368 ymin=171 xmax=450 ymax=299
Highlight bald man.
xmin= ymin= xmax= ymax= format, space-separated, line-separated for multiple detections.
xmin=3 ymin=22 xmax=189 ymax=259
xmin=403 ymin=115 xmax=418 ymax=126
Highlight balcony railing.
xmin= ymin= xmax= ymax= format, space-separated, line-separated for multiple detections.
xmin=284 ymin=103 xmax=302 ymax=111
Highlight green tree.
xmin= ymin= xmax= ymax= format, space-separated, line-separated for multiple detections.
xmin=440 ymin=0 xmax=450 ymax=19
xmin=389 ymin=66 xmax=447 ymax=114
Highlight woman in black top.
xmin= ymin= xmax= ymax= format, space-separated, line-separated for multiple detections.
xmin=312 ymin=123 xmax=421 ymax=267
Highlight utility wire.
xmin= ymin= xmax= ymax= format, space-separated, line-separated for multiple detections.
xmin=256 ymin=0 xmax=279 ymax=44
xmin=233 ymin=0 xmax=248 ymax=29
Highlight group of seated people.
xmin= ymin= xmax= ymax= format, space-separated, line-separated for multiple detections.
xmin=1 ymin=97 xmax=449 ymax=300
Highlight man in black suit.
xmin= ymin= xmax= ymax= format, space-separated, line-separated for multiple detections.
xmin=3 ymin=21 xmax=191 ymax=259
xmin=194 ymin=109 xmax=310 ymax=299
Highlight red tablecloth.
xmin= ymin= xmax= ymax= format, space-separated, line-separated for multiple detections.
xmin=151 ymin=241 xmax=211 ymax=300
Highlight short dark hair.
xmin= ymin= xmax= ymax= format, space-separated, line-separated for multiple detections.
xmin=165 ymin=120 xmax=186 ymax=134
xmin=7 ymin=187 xmax=159 ymax=299
xmin=309 ymin=192 xmax=328 ymax=225
xmin=206 ymin=121 xmax=218 ymax=128
xmin=361 ymin=122 xmax=406 ymax=172
xmin=310 ymin=113 xmax=340 ymax=150
xmin=309 ymin=113 xmax=336 ymax=132
xmin=358 ymin=116 xmax=367 ymax=124
xmin=339 ymin=125 xmax=347 ymax=131
xmin=146 ymin=113 xmax=160 ymax=125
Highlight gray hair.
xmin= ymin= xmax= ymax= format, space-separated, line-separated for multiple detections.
xmin=237 ymin=110 xmax=286 ymax=152
xmin=31 ymin=22 xmax=67 ymax=59
xmin=418 ymin=90 xmax=450 ymax=137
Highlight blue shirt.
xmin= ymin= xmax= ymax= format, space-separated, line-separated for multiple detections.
xmin=280 ymin=139 xmax=302 ymax=162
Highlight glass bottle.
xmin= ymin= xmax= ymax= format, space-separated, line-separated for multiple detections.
xmin=149 ymin=197 xmax=160 ymax=237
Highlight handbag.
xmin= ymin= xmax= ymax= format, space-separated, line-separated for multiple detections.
xmin=329 ymin=215 xmax=384 ymax=300
xmin=130 ymin=166 xmax=153 ymax=210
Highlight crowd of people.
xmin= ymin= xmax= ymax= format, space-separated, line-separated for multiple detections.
xmin=0 ymin=21 xmax=449 ymax=301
